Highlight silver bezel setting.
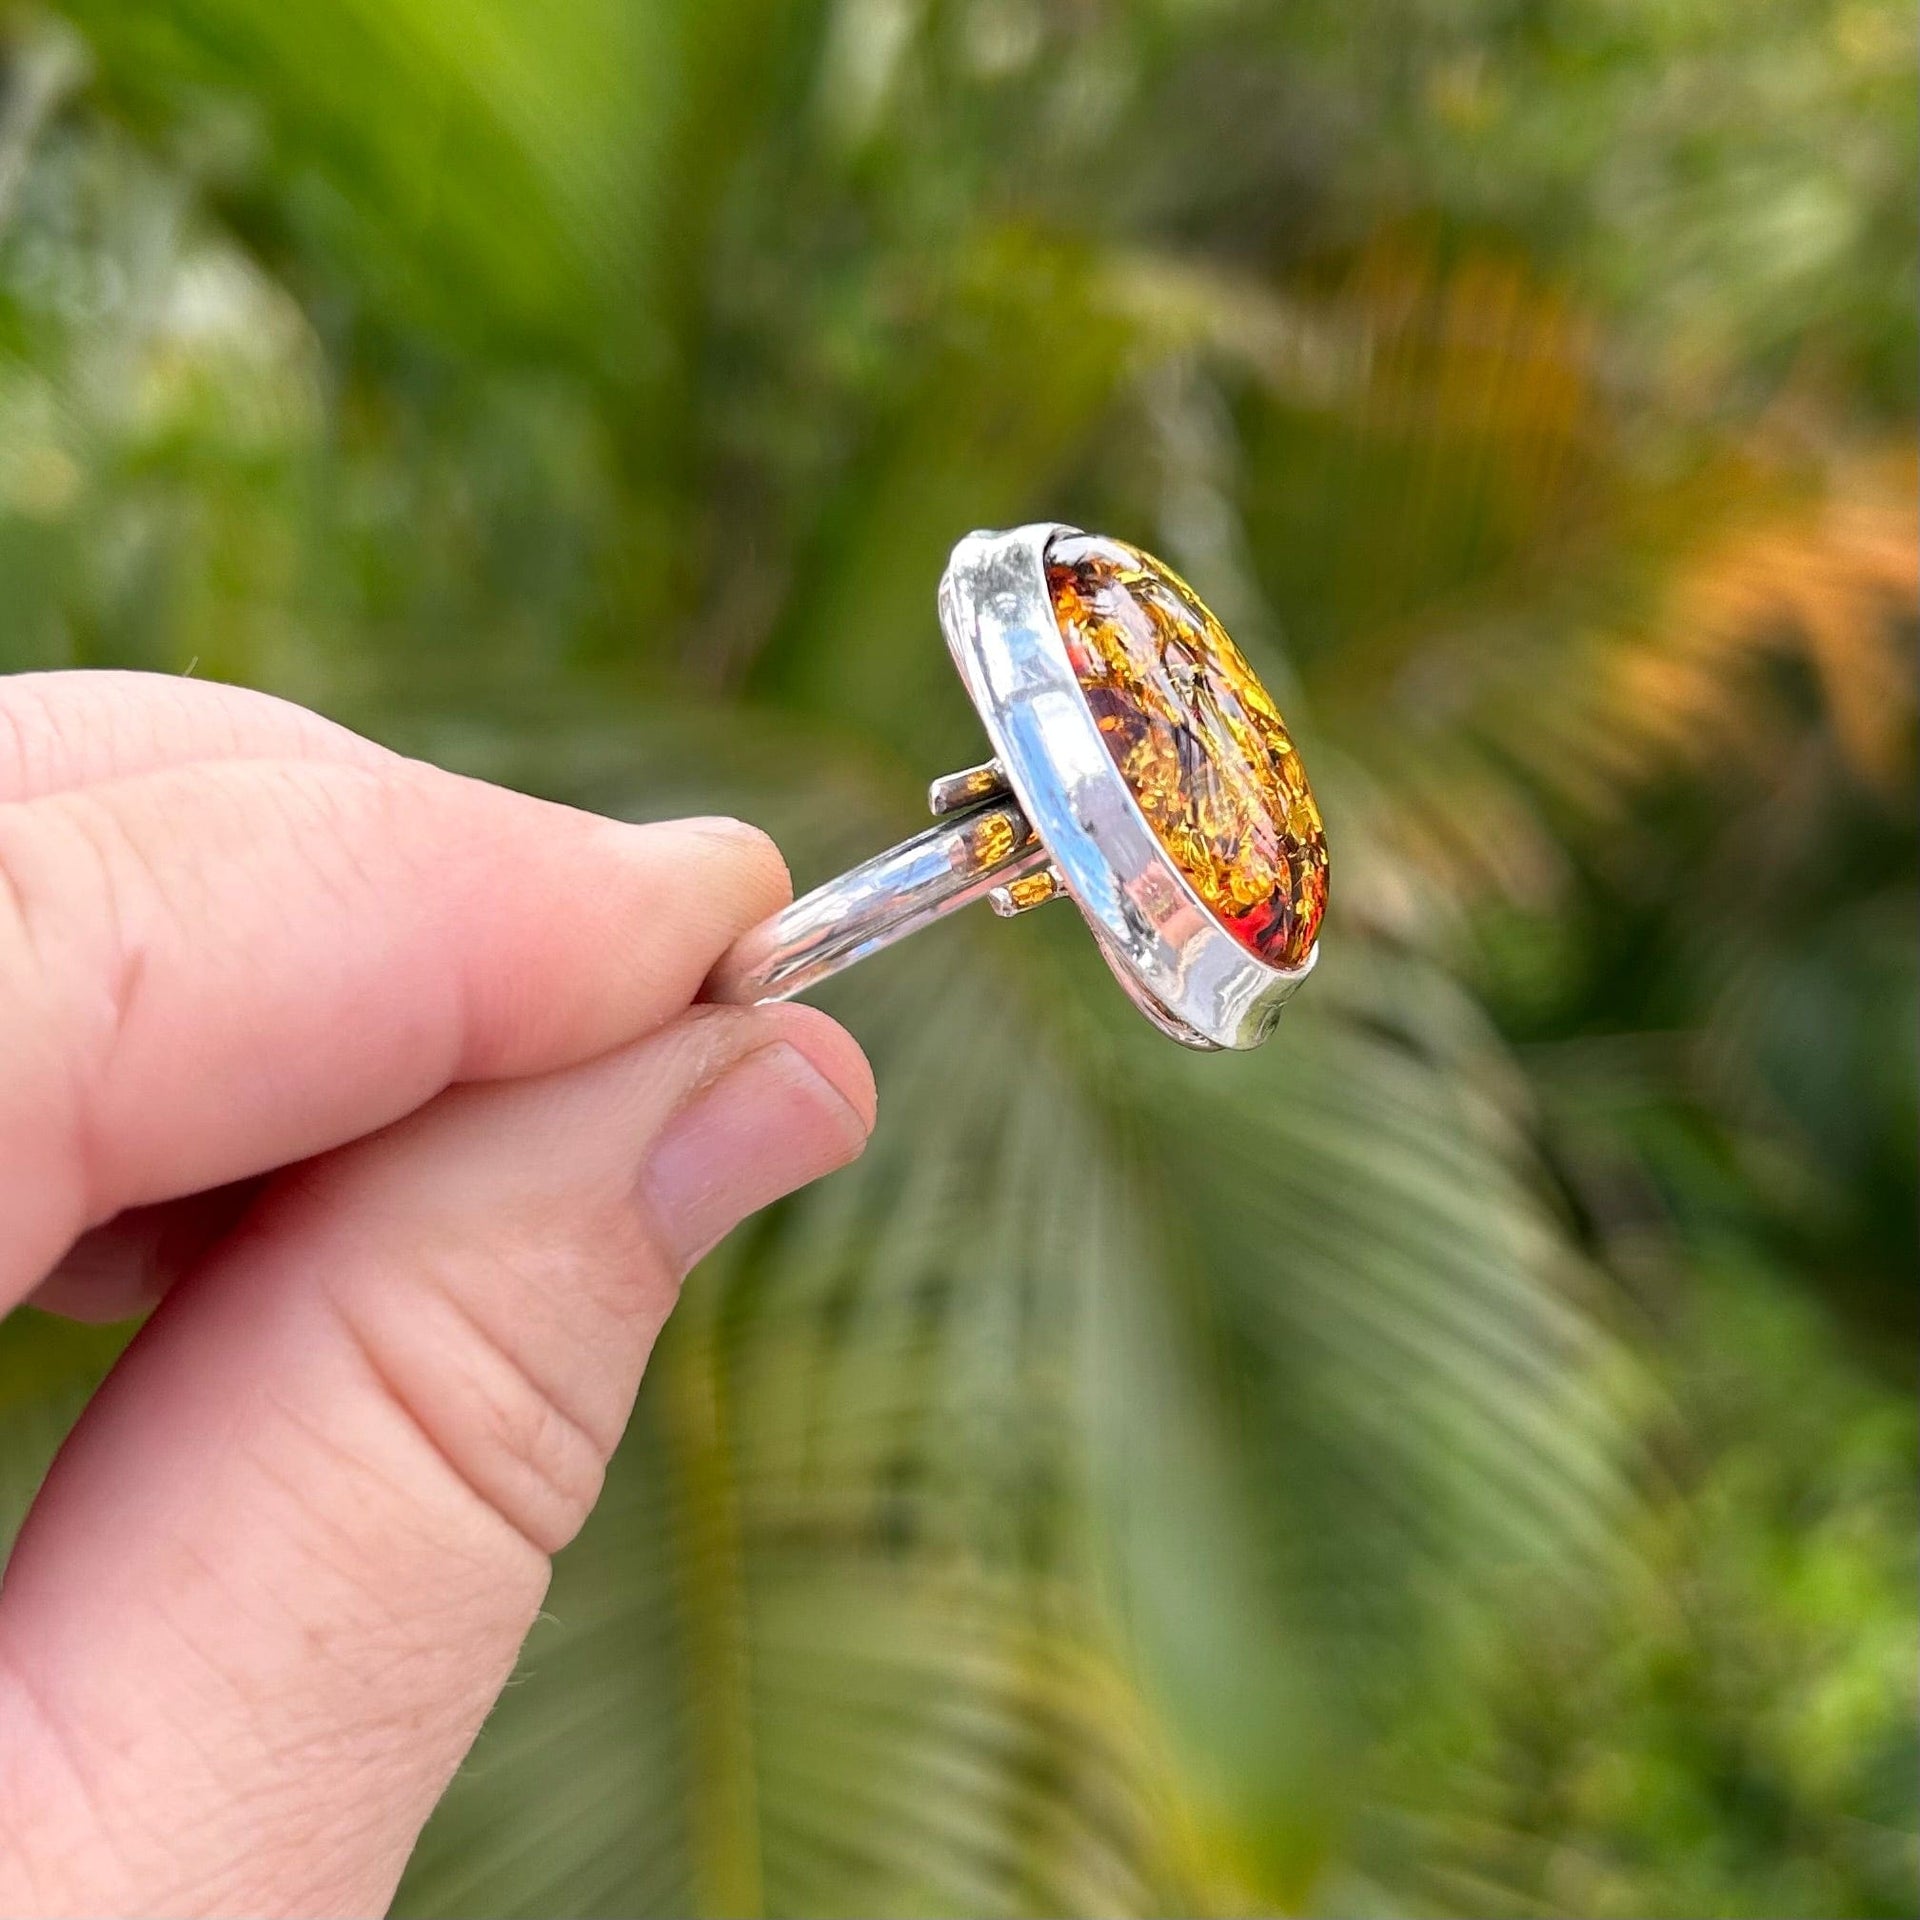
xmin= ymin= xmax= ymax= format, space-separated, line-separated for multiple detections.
xmin=937 ymin=522 xmax=1316 ymax=1051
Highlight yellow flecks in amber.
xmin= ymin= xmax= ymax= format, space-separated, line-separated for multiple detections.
xmin=1001 ymin=868 xmax=1061 ymax=911
xmin=963 ymin=806 xmax=1025 ymax=869
xmin=1046 ymin=535 xmax=1329 ymax=968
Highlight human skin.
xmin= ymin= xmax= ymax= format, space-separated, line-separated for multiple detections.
xmin=0 ymin=670 xmax=877 ymax=1916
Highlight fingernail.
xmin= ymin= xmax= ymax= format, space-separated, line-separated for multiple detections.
xmin=641 ymin=1042 xmax=871 ymax=1270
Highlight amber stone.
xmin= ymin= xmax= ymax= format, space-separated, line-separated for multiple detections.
xmin=1046 ymin=534 xmax=1328 ymax=968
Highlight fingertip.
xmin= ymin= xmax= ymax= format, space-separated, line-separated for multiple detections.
xmin=424 ymin=784 xmax=801 ymax=1082
xmin=746 ymin=1001 xmax=878 ymax=1136
xmin=651 ymin=815 xmax=793 ymax=919
xmin=637 ymin=1006 xmax=876 ymax=1272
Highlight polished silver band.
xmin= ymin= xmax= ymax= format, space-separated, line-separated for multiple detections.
xmin=703 ymin=783 xmax=1048 ymax=1006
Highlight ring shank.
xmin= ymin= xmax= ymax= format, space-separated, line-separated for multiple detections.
xmin=702 ymin=799 xmax=1049 ymax=1006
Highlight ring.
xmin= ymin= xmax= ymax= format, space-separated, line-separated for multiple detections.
xmin=705 ymin=523 xmax=1329 ymax=1050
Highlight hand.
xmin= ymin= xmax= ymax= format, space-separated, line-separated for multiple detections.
xmin=0 ymin=671 xmax=874 ymax=1916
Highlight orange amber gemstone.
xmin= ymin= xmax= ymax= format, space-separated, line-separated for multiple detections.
xmin=1046 ymin=534 xmax=1328 ymax=968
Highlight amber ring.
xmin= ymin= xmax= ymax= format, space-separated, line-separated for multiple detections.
xmin=705 ymin=524 xmax=1328 ymax=1050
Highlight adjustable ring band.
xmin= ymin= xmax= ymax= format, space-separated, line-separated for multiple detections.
xmin=703 ymin=788 xmax=1047 ymax=1006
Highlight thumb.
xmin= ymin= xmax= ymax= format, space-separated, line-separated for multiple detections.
xmin=0 ymin=1002 xmax=872 ymax=1919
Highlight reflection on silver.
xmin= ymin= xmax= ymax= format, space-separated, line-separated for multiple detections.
xmin=704 ymin=524 xmax=1317 ymax=1049
xmin=701 ymin=797 xmax=1048 ymax=1006
xmin=926 ymin=757 xmax=1010 ymax=815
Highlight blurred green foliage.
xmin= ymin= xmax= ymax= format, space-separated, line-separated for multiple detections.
xmin=0 ymin=0 xmax=1912 ymax=1913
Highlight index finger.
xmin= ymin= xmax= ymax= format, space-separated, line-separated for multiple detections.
xmin=0 ymin=670 xmax=396 ymax=803
xmin=0 ymin=750 xmax=792 ymax=1308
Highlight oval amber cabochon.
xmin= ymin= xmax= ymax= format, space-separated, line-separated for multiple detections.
xmin=1044 ymin=534 xmax=1328 ymax=970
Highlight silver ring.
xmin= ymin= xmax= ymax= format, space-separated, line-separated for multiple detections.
xmin=704 ymin=523 xmax=1328 ymax=1051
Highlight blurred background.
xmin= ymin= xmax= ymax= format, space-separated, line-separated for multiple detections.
xmin=0 ymin=0 xmax=1912 ymax=1912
